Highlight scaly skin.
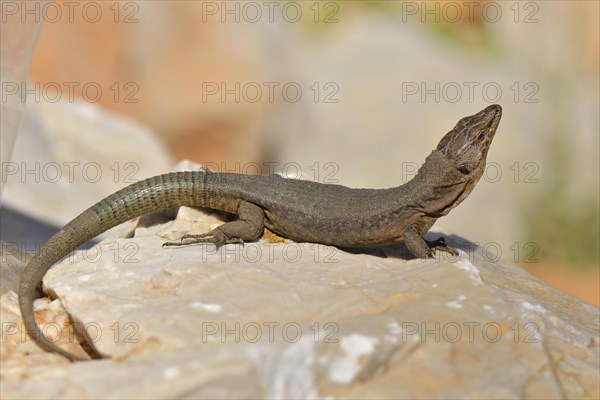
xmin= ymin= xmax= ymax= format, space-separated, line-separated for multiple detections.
xmin=19 ymin=104 xmax=501 ymax=361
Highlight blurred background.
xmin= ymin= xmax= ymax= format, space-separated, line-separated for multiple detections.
xmin=1 ymin=1 xmax=598 ymax=304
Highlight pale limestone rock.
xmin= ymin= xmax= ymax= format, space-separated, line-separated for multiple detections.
xmin=2 ymin=99 xmax=173 ymax=228
xmin=1 ymin=175 xmax=598 ymax=398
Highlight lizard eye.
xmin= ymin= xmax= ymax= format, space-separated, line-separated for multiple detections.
xmin=458 ymin=165 xmax=470 ymax=174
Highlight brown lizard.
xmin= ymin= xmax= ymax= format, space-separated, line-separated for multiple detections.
xmin=19 ymin=104 xmax=502 ymax=361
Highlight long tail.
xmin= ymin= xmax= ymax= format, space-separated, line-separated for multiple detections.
xmin=18 ymin=171 xmax=206 ymax=361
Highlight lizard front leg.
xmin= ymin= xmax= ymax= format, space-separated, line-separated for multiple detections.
xmin=403 ymin=226 xmax=458 ymax=258
xmin=164 ymin=201 xmax=265 ymax=247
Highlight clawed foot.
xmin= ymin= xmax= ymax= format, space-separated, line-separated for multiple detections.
xmin=163 ymin=231 xmax=244 ymax=248
xmin=426 ymin=237 xmax=459 ymax=257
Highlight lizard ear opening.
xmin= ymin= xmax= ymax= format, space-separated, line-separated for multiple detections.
xmin=457 ymin=165 xmax=470 ymax=175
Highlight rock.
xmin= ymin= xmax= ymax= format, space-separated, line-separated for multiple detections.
xmin=1 ymin=164 xmax=598 ymax=397
xmin=0 ymin=2 xmax=48 ymax=201
xmin=2 ymin=99 xmax=173 ymax=229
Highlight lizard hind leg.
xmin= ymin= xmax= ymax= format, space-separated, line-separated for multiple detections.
xmin=163 ymin=201 xmax=265 ymax=248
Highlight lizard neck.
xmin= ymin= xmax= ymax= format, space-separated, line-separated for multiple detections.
xmin=398 ymin=150 xmax=483 ymax=218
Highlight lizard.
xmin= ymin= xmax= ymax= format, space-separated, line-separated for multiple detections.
xmin=18 ymin=104 xmax=502 ymax=361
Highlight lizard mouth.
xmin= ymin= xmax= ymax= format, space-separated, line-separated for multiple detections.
xmin=471 ymin=104 xmax=502 ymax=152
xmin=481 ymin=104 xmax=502 ymax=142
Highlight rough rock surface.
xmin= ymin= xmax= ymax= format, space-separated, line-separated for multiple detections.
xmin=1 ymin=197 xmax=598 ymax=399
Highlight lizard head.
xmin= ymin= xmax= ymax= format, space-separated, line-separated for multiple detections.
xmin=436 ymin=104 xmax=502 ymax=175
